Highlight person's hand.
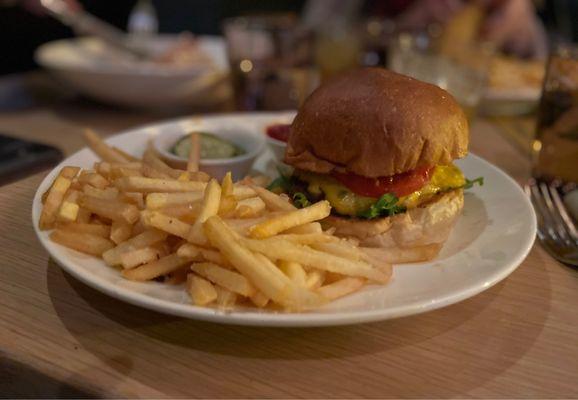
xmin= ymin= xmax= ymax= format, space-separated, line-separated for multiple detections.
xmin=479 ymin=0 xmax=547 ymax=58
xmin=20 ymin=0 xmax=81 ymax=16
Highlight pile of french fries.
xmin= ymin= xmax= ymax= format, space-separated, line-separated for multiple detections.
xmin=38 ymin=130 xmax=392 ymax=311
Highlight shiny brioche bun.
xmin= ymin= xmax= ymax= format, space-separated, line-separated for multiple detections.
xmin=285 ymin=68 xmax=469 ymax=178
xmin=324 ymin=189 xmax=464 ymax=263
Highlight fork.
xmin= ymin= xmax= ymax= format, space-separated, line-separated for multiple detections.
xmin=526 ymin=179 xmax=578 ymax=266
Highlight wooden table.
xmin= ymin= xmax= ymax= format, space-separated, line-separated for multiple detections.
xmin=1 ymin=74 xmax=577 ymax=398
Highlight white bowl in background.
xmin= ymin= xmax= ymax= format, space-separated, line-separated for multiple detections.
xmin=35 ymin=35 xmax=231 ymax=110
xmin=153 ymin=125 xmax=265 ymax=181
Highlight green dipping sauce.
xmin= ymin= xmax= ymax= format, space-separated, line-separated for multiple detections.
xmin=172 ymin=132 xmax=245 ymax=159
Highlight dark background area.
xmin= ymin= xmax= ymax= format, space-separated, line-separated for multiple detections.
xmin=1 ymin=0 xmax=577 ymax=75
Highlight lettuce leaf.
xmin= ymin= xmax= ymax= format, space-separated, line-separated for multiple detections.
xmin=357 ymin=193 xmax=406 ymax=219
xmin=292 ymin=192 xmax=311 ymax=208
xmin=462 ymin=177 xmax=484 ymax=189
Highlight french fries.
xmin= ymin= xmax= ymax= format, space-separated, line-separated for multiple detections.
xmin=79 ymin=195 xmax=139 ymax=224
xmin=141 ymin=210 xmax=192 ymax=239
xmin=249 ymin=200 xmax=331 ymax=238
xmin=58 ymin=189 xmax=80 ymax=223
xmin=115 ymin=176 xmax=206 ymax=193
xmin=50 ymin=229 xmax=114 ymax=256
xmin=242 ymin=238 xmax=390 ymax=283
xmin=317 ymin=277 xmax=366 ymax=300
xmin=41 ymin=135 xmax=397 ymax=312
xmin=187 ymin=179 xmax=221 ymax=245
xmin=39 ymin=168 xmax=79 ymax=230
xmin=191 ymin=262 xmax=256 ymax=297
xmin=78 ymin=172 xmax=109 ymax=189
xmin=122 ymin=253 xmax=189 ymax=281
xmin=187 ymin=132 xmax=201 ymax=172
xmin=143 ymin=145 xmax=183 ymax=179
xmin=60 ymin=222 xmax=111 ymax=238
xmin=251 ymin=185 xmax=296 ymax=211
xmin=187 ymin=274 xmax=218 ymax=306
xmin=110 ymin=220 xmax=133 ymax=244
xmin=103 ymin=229 xmax=168 ymax=266
xmin=120 ymin=246 xmax=161 ymax=269
xmin=215 ymin=286 xmax=238 ymax=308
xmin=146 ymin=192 xmax=203 ymax=209
xmin=278 ymin=260 xmax=307 ymax=287
xmin=83 ymin=129 xmax=130 ymax=163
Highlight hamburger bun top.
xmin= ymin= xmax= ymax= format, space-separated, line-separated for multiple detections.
xmin=284 ymin=68 xmax=469 ymax=178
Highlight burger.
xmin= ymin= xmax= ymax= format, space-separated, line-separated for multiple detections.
xmin=274 ymin=68 xmax=481 ymax=262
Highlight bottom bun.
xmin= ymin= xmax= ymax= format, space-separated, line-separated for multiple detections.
xmin=323 ymin=189 xmax=464 ymax=263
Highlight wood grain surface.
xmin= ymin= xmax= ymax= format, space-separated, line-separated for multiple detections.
xmin=0 ymin=74 xmax=577 ymax=398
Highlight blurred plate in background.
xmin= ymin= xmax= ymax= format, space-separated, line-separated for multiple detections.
xmin=35 ymin=35 xmax=231 ymax=110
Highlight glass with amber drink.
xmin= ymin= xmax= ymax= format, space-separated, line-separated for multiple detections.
xmin=222 ymin=15 xmax=317 ymax=111
xmin=533 ymin=45 xmax=578 ymax=186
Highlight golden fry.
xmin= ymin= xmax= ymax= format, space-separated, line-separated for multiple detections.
xmin=215 ymin=286 xmax=238 ymax=309
xmin=278 ymin=260 xmax=307 ymax=287
xmin=141 ymin=210 xmax=192 ymax=239
xmin=120 ymin=246 xmax=161 ymax=269
xmin=191 ymin=262 xmax=256 ymax=297
xmin=83 ymin=129 xmax=129 ymax=163
xmin=122 ymin=253 xmax=189 ymax=281
xmin=143 ymin=145 xmax=184 ymax=179
xmin=50 ymin=229 xmax=114 ymax=256
xmin=110 ymin=220 xmax=133 ymax=244
xmin=60 ymin=222 xmax=111 ymax=238
xmin=251 ymin=185 xmax=296 ymax=211
xmin=234 ymin=197 xmax=265 ymax=218
xmin=78 ymin=172 xmax=109 ymax=189
xmin=146 ymin=191 xmax=203 ymax=209
xmin=242 ymin=238 xmax=390 ymax=283
xmin=317 ymin=277 xmax=365 ymax=300
xmin=79 ymin=195 xmax=139 ymax=224
xmin=39 ymin=175 xmax=73 ymax=230
xmin=306 ymin=270 xmax=326 ymax=290
xmin=83 ymin=185 xmax=118 ymax=200
xmin=115 ymin=176 xmax=206 ymax=193
xmin=103 ymin=229 xmax=168 ymax=266
xmin=204 ymin=216 xmax=325 ymax=310
xmin=141 ymin=163 xmax=172 ymax=179
xmin=187 ymin=132 xmax=201 ymax=172
xmin=249 ymin=200 xmax=331 ymax=239
xmin=187 ymin=274 xmax=218 ymax=306
xmin=112 ymin=146 xmax=139 ymax=162
xmin=188 ymin=179 xmax=221 ymax=245
xmin=221 ymin=172 xmax=233 ymax=197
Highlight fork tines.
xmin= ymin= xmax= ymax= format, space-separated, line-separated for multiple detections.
xmin=526 ymin=179 xmax=578 ymax=265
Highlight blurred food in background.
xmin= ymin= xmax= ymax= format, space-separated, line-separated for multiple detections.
xmin=488 ymin=56 xmax=545 ymax=92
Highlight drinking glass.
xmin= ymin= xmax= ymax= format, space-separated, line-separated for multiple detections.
xmin=223 ymin=15 xmax=317 ymax=111
xmin=533 ymin=44 xmax=578 ymax=185
xmin=388 ymin=32 xmax=492 ymax=121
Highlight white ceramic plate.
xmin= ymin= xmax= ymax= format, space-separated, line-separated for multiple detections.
xmin=32 ymin=112 xmax=536 ymax=327
xmin=35 ymin=35 xmax=230 ymax=109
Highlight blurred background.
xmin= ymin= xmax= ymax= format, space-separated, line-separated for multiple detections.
xmin=0 ymin=0 xmax=577 ymax=187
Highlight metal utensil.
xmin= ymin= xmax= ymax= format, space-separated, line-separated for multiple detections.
xmin=40 ymin=0 xmax=152 ymax=60
xmin=526 ymin=179 xmax=578 ymax=266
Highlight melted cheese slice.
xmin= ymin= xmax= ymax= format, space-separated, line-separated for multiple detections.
xmin=297 ymin=165 xmax=465 ymax=217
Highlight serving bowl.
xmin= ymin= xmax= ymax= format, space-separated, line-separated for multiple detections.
xmin=153 ymin=122 xmax=265 ymax=181
xmin=35 ymin=35 xmax=231 ymax=110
